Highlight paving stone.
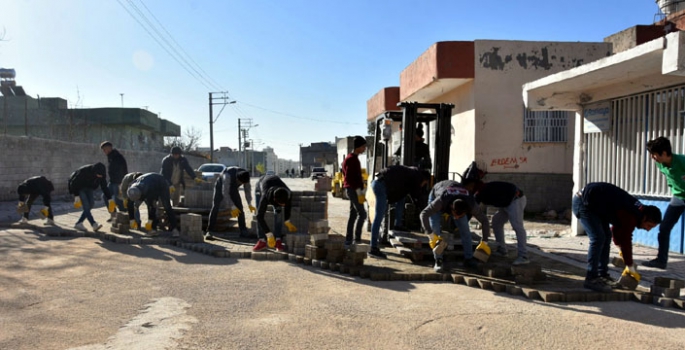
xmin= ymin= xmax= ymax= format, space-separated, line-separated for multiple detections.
xmin=654 ymin=277 xmax=685 ymax=289
xmin=268 ymin=252 xmax=288 ymax=261
xmin=506 ymin=285 xmax=523 ymax=296
xmin=339 ymin=265 xmax=350 ymax=274
xmin=296 ymin=255 xmax=305 ymax=264
xmin=476 ymin=279 xmax=493 ymax=290
xmin=370 ymin=273 xmax=389 ymax=281
xmin=359 ymin=269 xmax=371 ymax=279
xmin=303 ymin=257 xmax=312 ymax=266
xmin=389 ymin=273 xmax=404 ymax=281
xmin=521 ymin=288 xmax=541 ymax=300
xmin=584 ymin=292 xmax=602 ymax=302
xmin=491 ymin=282 xmax=508 ymax=293
xmin=451 ymin=274 xmax=465 ymax=284
xmin=473 ymin=249 xmax=489 ymax=263
xmin=320 ymin=261 xmax=331 ymax=269
xmin=348 ymin=267 xmax=360 ymax=276
xmin=288 ymin=254 xmax=297 ymax=262
xmin=654 ymin=297 xmax=675 ymax=308
xmin=618 ymin=274 xmax=639 ymax=290
xmin=408 ymin=273 xmax=422 ymax=281
xmin=650 ymin=285 xmax=681 ymax=298
xmin=633 ymin=292 xmax=653 ymax=304
xmin=441 ymin=274 xmax=452 ymax=282
xmin=563 ymin=292 xmax=586 ymax=303
xmin=484 ymin=267 xmax=509 ymax=278
xmin=350 ymin=244 xmax=370 ymax=253
xmin=673 ymin=298 xmax=685 ymax=309
xmin=422 ymin=273 xmax=441 ymax=282
xmin=515 ymin=275 xmax=534 ymax=285
xmin=611 ymin=256 xmax=625 ymax=268
xmin=311 ymin=259 xmax=321 ymax=268
xmin=538 ymin=291 xmax=563 ymax=302
xmin=600 ymin=292 xmax=622 ymax=302
xmin=252 ymin=252 xmax=268 ymax=261
xmin=464 ymin=277 xmax=479 ymax=287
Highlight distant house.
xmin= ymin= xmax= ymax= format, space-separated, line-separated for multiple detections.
xmin=300 ymin=142 xmax=336 ymax=176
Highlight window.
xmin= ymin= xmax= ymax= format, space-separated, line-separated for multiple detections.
xmin=523 ymin=107 xmax=570 ymax=143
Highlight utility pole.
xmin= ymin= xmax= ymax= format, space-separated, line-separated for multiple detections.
xmin=120 ymin=93 xmax=124 ymax=107
xmin=208 ymin=92 xmax=235 ymax=163
xmin=239 ymin=118 xmax=257 ymax=172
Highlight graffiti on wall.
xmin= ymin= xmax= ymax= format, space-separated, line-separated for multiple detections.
xmin=490 ymin=156 xmax=527 ymax=169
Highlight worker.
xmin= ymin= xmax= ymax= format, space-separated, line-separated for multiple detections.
xmin=253 ymin=174 xmax=297 ymax=252
xmin=342 ymin=136 xmax=367 ymax=249
xmin=205 ymin=167 xmax=255 ymax=240
xmin=392 ymin=124 xmax=431 ymax=230
xmin=420 ymin=179 xmax=488 ymax=272
xmin=100 ymin=141 xmax=128 ymax=222
xmin=68 ymin=162 xmax=113 ymax=232
xmin=465 ymin=180 xmax=526 ymax=265
xmin=369 ymin=165 xmax=431 ymax=259
xmin=643 ymin=137 xmax=685 ymax=270
xmin=120 ymin=172 xmax=144 ymax=227
xmin=573 ymin=182 xmax=661 ymax=292
xmin=160 ymin=146 xmax=202 ymax=206
xmin=16 ymin=176 xmax=55 ymax=225
xmin=127 ymin=173 xmax=178 ymax=237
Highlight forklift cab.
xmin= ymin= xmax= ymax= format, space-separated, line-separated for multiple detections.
xmin=366 ymin=101 xmax=454 ymax=240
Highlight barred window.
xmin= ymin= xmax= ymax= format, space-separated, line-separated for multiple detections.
xmin=523 ymin=107 xmax=570 ymax=142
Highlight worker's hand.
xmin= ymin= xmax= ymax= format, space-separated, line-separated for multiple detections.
xmin=356 ymin=188 xmax=366 ymax=204
xmin=16 ymin=202 xmax=28 ymax=214
xmin=428 ymin=233 xmax=442 ymax=249
xmin=230 ymin=208 xmax=242 ymax=218
xmin=476 ymin=241 xmax=491 ymax=256
xmin=194 ymin=177 xmax=204 ymax=184
xmin=123 ymin=199 xmax=128 ymax=209
xmin=285 ymin=220 xmax=297 ymax=232
xmin=248 ymin=205 xmax=256 ymax=213
xmin=441 ymin=213 xmax=450 ymax=221
xmin=144 ymin=221 xmax=153 ymax=231
xmin=130 ymin=220 xmax=139 ymax=230
xmin=107 ymin=199 xmax=116 ymax=213
xmin=622 ymin=265 xmax=641 ymax=282
xmin=40 ymin=207 xmax=50 ymax=218
xmin=169 ymin=185 xmax=176 ymax=194
xmin=74 ymin=197 xmax=82 ymax=209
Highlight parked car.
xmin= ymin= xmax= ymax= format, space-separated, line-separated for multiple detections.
xmin=311 ymin=167 xmax=327 ymax=180
xmin=265 ymin=170 xmax=275 ymax=176
xmin=196 ymin=163 xmax=226 ymax=182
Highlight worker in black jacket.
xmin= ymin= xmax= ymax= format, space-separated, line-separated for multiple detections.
xmin=101 ymin=141 xmax=128 ymax=219
xmin=17 ymin=176 xmax=55 ymax=225
xmin=420 ymin=180 xmax=489 ymax=272
xmin=369 ymin=165 xmax=431 ymax=259
xmin=205 ymin=167 xmax=255 ymax=240
xmin=253 ymin=175 xmax=297 ymax=252
xmin=160 ymin=146 xmax=201 ymax=206
xmin=121 ymin=172 xmax=144 ymax=226
xmin=126 ymin=173 xmax=178 ymax=236
xmin=68 ymin=162 xmax=112 ymax=232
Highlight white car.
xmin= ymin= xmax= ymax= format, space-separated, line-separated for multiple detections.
xmin=197 ymin=163 xmax=226 ymax=182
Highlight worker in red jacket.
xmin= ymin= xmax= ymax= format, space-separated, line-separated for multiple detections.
xmin=572 ymin=182 xmax=661 ymax=292
xmin=342 ymin=136 xmax=367 ymax=249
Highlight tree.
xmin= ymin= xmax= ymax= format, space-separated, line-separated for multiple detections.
xmin=256 ymin=162 xmax=265 ymax=175
xmin=164 ymin=126 xmax=202 ymax=152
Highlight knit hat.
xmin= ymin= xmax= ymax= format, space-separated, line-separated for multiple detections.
xmin=171 ymin=146 xmax=183 ymax=155
xmin=353 ymin=136 xmax=367 ymax=149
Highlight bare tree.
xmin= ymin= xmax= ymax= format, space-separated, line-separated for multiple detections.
xmin=164 ymin=126 xmax=203 ymax=152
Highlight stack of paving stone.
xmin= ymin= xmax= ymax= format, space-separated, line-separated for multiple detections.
xmin=388 ymin=230 xmax=457 ymax=262
xmin=183 ymin=180 xmax=217 ymax=208
xmin=324 ymin=235 xmax=345 ymax=263
xmin=343 ymin=242 xmax=369 ymax=267
xmin=649 ymin=277 xmax=684 ymax=307
xmin=285 ymin=233 xmax=308 ymax=255
xmin=511 ymin=263 xmax=546 ymax=285
xmin=109 ymin=212 xmax=131 ymax=235
xmin=314 ymin=177 xmax=332 ymax=191
xmin=251 ymin=190 xmax=328 ymax=235
xmin=179 ymin=213 xmax=204 ymax=243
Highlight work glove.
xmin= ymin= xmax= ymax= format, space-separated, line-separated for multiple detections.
xmin=285 ymin=220 xmax=297 ymax=232
xmin=144 ymin=220 xmax=153 ymax=231
xmin=194 ymin=177 xmax=204 ymax=184
xmin=622 ymin=265 xmax=641 ymax=282
xmin=356 ymin=188 xmax=366 ymax=204
xmin=130 ymin=219 xmax=139 ymax=230
xmin=107 ymin=199 xmax=116 ymax=213
xmin=74 ymin=197 xmax=82 ymax=209
xmin=266 ymin=232 xmax=276 ymax=248
xmin=16 ymin=202 xmax=28 ymax=214
xmin=476 ymin=241 xmax=491 ymax=256
xmin=442 ymin=213 xmax=450 ymax=221
xmin=123 ymin=199 xmax=128 ymax=209
xmin=230 ymin=208 xmax=242 ymax=218
xmin=169 ymin=185 xmax=176 ymax=194
xmin=40 ymin=206 xmax=50 ymax=218
xmin=248 ymin=205 xmax=256 ymax=213
xmin=428 ymin=233 xmax=442 ymax=249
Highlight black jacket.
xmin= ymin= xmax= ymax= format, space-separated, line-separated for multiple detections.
xmin=107 ymin=149 xmax=128 ymax=184
xmin=17 ymin=176 xmax=54 ymax=198
xmin=68 ymin=163 xmax=112 ymax=200
xmin=127 ymin=173 xmax=175 ymax=227
xmin=474 ymin=181 xmax=521 ymax=208
xmin=580 ymin=182 xmax=643 ymax=223
xmin=256 ymin=175 xmax=292 ymax=234
xmin=375 ymin=165 xmax=426 ymax=204
xmin=160 ymin=154 xmax=196 ymax=186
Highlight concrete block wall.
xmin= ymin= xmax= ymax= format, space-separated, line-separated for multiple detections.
xmin=0 ymin=135 xmax=205 ymax=201
xmin=483 ymin=172 xmax=573 ymax=213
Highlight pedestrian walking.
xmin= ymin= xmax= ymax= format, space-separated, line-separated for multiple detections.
xmin=342 ymin=136 xmax=367 ymax=248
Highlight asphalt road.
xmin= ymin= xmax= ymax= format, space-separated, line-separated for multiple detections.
xmin=1 ymin=178 xmax=685 ymax=349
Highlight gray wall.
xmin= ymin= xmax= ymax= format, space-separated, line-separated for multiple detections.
xmin=0 ymin=135 xmax=205 ymax=201
xmin=483 ymin=172 xmax=573 ymax=213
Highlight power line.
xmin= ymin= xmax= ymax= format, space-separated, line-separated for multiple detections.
xmin=237 ymin=101 xmax=365 ymax=125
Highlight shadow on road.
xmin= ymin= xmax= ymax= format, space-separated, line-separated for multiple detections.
xmin=94 ymin=240 xmax=239 ymax=266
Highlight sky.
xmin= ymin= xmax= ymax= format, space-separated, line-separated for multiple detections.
xmin=0 ymin=0 xmax=665 ymax=160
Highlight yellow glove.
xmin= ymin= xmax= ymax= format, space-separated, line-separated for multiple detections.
xmin=169 ymin=185 xmax=176 ymax=194
xmin=442 ymin=213 xmax=450 ymax=221
xmin=266 ymin=232 xmax=276 ymax=248
xmin=74 ymin=197 xmax=82 ymax=209
xmin=123 ymin=199 xmax=128 ymax=209
xmin=285 ymin=220 xmax=297 ymax=232
xmin=107 ymin=199 xmax=116 ymax=213
xmin=476 ymin=241 xmax=491 ymax=256
xmin=144 ymin=221 xmax=153 ymax=231
xmin=619 ymin=251 xmax=623 ymax=258
xmin=230 ymin=208 xmax=242 ymax=218
xmin=130 ymin=220 xmax=139 ymax=230
xmin=16 ymin=202 xmax=28 ymax=214
xmin=40 ymin=207 xmax=50 ymax=218
xmin=194 ymin=177 xmax=204 ymax=184
xmin=622 ymin=265 xmax=641 ymax=282
xmin=428 ymin=233 xmax=442 ymax=249
xmin=248 ymin=205 xmax=256 ymax=213
xmin=356 ymin=189 xmax=366 ymax=204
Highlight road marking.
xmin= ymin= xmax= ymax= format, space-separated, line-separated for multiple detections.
xmin=69 ymin=297 xmax=197 ymax=350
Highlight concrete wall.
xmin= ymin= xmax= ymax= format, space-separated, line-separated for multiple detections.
xmin=0 ymin=135 xmax=205 ymax=201
xmin=472 ymin=40 xmax=612 ymax=175
xmin=484 ymin=172 xmax=573 ymax=213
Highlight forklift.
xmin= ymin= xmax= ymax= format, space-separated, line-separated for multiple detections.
xmin=366 ymin=101 xmax=454 ymax=243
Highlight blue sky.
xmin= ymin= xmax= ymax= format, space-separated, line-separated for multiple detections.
xmin=0 ymin=0 xmax=663 ymax=160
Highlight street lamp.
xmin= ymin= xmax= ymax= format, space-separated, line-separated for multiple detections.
xmin=209 ymin=92 xmax=235 ymax=163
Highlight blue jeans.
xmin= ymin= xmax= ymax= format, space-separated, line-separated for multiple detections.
xmin=656 ymin=197 xmax=685 ymax=264
xmin=345 ymin=188 xmax=367 ymax=244
xmin=77 ymin=188 xmax=95 ymax=225
xmin=492 ymin=196 xmax=527 ymax=258
xmin=394 ymin=197 xmax=405 ymax=227
xmin=255 ymin=192 xmax=283 ymax=239
xmin=370 ymin=179 xmax=388 ymax=248
xmin=572 ymin=195 xmax=611 ymax=279
xmin=108 ymin=182 xmax=125 ymax=211
xmin=427 ymin=192 xmax=474 ymax=260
